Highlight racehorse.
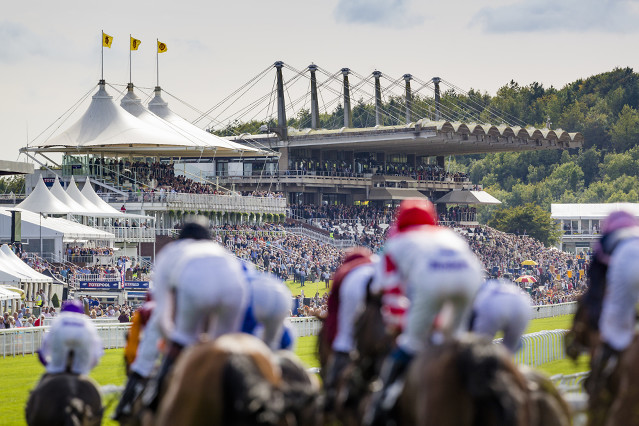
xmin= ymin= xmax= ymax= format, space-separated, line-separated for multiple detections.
xmin=566 ymin=294 xmax=639 ymax=426
xmin=155 ymin=333 xmax=320 ymax=426
xmin=25 ymin=373 xmax=103 ymax=426
xmin=317 ymin=280 xmax=395 ymax=425
xmin=353 ymin=294 xmax=570 ymax=425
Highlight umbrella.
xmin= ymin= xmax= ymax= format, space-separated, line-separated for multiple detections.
xmin=515 ymin=275 xmax=537 ymax=283
xmin=521 ymin=260 xmax=538 ymax=266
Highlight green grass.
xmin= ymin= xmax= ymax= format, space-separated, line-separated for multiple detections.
xmin=284 ymin=279 xmax=331 ymax=297
xmin=0 ymin=313 xmax=581 ymax=425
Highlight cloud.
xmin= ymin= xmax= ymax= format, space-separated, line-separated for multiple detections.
xmin=334 ymin=0 xmax=424 ymax=28
xmin=473 ymin=0 xmax=639 ymax=33
xmin=0 ymin=21 xmax=49 ymax=63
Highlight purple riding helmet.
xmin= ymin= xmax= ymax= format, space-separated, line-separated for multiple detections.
xmin=596 ymin=210 xmax=639 ymax=264
xmin=61 ymin=299 xmax=84 ymax=314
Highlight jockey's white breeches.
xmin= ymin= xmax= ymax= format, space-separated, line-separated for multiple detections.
xmin=130 ymin=313 xmax=162 ymax=378
xmin=397 ymin=258 xmax=481 ymax=355
xmin=43 ymin=313 xmax=103 ymax=375
xmin=471 ymin=282 xmax=531 ymax=353
xmin=600 ymin=239 xmax=639 ymax=351
xmin=249 ymin=276 xmax=292 ymax=350
xmin=332 ymin=263 xmax=375 ymax=353
xmin=171 ymin=255 xmax=247 ymax=347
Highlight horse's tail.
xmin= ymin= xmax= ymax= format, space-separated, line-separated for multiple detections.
xmin=457 ymin=339 xmax=527 ymax=426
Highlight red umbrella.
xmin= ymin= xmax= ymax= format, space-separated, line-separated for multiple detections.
xmin=515 ymin=275 xmax=537 ymax=283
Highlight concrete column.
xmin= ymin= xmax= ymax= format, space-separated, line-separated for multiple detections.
xmin=342 ymin=68 xmax=353 ymax=128
xmin=437 ymin=156 xmax=445 ymax=169
xmin=308 ymin=64 xmax=320 ymax=129
xmin=404 ymin=74 xmax=412 ymax=124
xmin=274 ymin=61 xmax=288 ymax=140
xmin=433 ymin=77 xmax=441 ymax=121
xmin=373 ymin=71 xmax=383 ymax=126
xmin=278 ymin=147 xmax=289 ymax=172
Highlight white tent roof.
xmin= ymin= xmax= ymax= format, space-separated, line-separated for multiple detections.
xmin=147 ymin=86 xmax=261 ymax=154
xmin=0 ymin=245 xmax=53 ymax=283
xmin=50 ymin=176 xmax=90 ymax=214
xmin=0 ymin=286 xmax=21 ymax=302
xmin=66 ymin=176 xmax=105 ymax=214
xmin=34 ymin=81 xmax=199 ymax=150
xmin=551 ymin=203 xmax=639 ymax=219
xmin=0 ymin=208 xmax=115 ymax=242
xmin=17 ymin=176 xmax=72 ymax=214
xmin=80 ymin=177 xmax=124 ymax=215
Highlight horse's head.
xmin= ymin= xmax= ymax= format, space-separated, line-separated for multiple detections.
xmin=354 ymin=284 xmax=395 ymax=366
xmin=565 ymin=295 xmax=600 ymax=360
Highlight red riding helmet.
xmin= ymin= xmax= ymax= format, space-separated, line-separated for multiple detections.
xmin=395 ymin=199 xmax=438 ymax=232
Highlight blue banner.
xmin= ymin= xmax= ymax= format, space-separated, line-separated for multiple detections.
xmin=124 ymin=281 xmax=149 ymax=290
xmin=79 ymin=281 xmax=120 ymax=290
xmin=79 ymin=281 xmax=149 ymax=290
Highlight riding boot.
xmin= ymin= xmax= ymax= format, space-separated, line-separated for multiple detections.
xmin=112 ymin=372 xmax=146 ymax=421
xmin=141 ymin=341 xmax=183 ymax=413
xmin=323 ymin=351 xmax=351 ymax=415
xmin=362 ymin=348 xmax=412 ymax=426
xmin=586 ymin=342 xmax=620 ymax=397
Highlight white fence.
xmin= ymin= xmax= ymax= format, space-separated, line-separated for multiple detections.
xmin=0 ymin=323 xmax=130 ymax=358
xmin=510 ymin=329 xmax=567 ymax=368
xmin=286 ymin=317 xmax=323 ymax=337
xmin=530 ymin=302 xmax=577 ymax=319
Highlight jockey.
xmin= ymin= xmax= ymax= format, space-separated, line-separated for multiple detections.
xmin=240 ymin=262 xmax=294 ymax=351
xmin=364 ymin=199 xmax=482 ymax=426
xmin=322 ymin=247 xmax=377 ymax=413
xmin=38 ymin=300 xmax=103 ymax=375
xmin=139 ymin=231 xmax=248 ymax=411
xmin=114 ymin=221 xmax=224 ymax=420
xmin=589 ymin=211 xmax=639 ymax=390
xmin=469 ymin=279 xmax=532 ymax=353
xmin=123 ymin=294 xmax=155 ymax=374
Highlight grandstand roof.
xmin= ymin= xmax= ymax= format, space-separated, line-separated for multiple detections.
xmin=231 ymin=121 xmax=583 ymax=156
xmin=25 ymin=81 xmax=267 ymax=158
xmin=551 ymin=203 xmax=639 ymax=219
xmin=368 ymin=187 xmax=428 ymax=200
xmin=435 ymin=190 xmax=501 ymax=205
xmin=147 ymin=86 xmax=260 ymax=154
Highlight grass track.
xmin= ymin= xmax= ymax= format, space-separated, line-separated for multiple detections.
xmin=0 ymin=314 xmax=579 ymax=425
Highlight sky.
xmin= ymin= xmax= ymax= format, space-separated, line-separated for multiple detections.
xmin=3 ymin=0 xmax=639 ymax=164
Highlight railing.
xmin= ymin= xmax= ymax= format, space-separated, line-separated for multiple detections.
xmin=0 ymin=323 xmax=130 ymax=358
xmin=530 ymin=302 xmax=577 ymax=319
xmin=95 ymin=191 xmax=287 ymax=215
xmin=286 ymin=317 xmax=323 ymax=338
xmin=506 ymin=329 xmax=567 ymax=368
xmin=95 ymin=226 xmax=155 ymax=241
xmin=286 ymin=226 xmax=355 ymax=248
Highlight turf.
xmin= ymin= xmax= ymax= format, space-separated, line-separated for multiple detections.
xmin=284 ymin=279 xmax=331 ymax=297
xmin=0 ymin=313 xmax=581 ymax=425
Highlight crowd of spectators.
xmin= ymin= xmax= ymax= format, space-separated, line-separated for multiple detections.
xmin=286 ymin=159 xmax=470 ymax=183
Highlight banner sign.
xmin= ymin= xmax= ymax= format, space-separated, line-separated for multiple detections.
xmin=124 ymin=281 xmax=149 ymax=290
xmin=79 ymin=281 xmax=120 ymax=290
xmin=79 ymin=281 xmax=149 ymax=290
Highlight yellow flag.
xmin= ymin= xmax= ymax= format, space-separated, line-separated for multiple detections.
xmin=103 ymin=33 xmax=113 ymax=48
xmin=130 ymin=37 xmax=141 ymax=51
xmin=157 ymin=41 xmax=167 ymax=53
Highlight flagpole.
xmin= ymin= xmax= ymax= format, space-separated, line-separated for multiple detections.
xmin=101 ymin=30 xmax=104 ymax=81
xmin=156 ymin=39 xmax=159 ymax=87
xmin=129 ymin=34 xmax=132 ymax=84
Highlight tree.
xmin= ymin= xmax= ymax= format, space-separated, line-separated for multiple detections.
xmin=488 ymin=204 xmax=561 ymax=246
xmin=610 ymin=105 xmax=639 ymax=152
